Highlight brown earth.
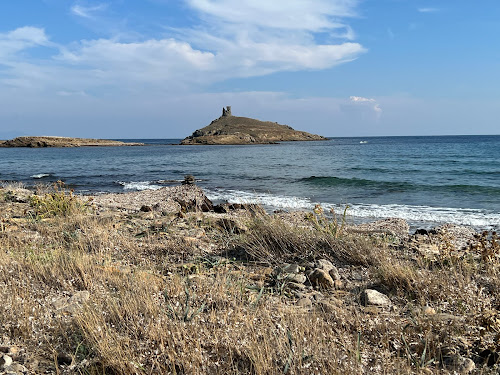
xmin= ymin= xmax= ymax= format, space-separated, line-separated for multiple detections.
xmin=0 ymin=136 xmax=144 ymax=148
xmin=181 ymin=115 xmax=327 ymax=145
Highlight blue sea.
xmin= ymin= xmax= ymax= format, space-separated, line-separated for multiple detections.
xmin=1 ymin=135 xmax=499 ymax=230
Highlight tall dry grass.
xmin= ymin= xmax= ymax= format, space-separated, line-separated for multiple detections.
xmin=0 ymin=187 xmax=499 ymax=373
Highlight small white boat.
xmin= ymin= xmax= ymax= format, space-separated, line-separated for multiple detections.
xmin=359 ymin=141 xmax=368 ymax=144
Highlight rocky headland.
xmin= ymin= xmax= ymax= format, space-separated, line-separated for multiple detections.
xmin=0 ymin=180 xmax=498 ymax=374
xmin=181 ymin=106 xmax=327 ymax=145
xmin=0 ymin=136 xmax=144 ymax=148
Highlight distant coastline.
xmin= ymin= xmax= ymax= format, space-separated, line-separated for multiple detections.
xmin=0 ymin=136 xmax=144 ymax=148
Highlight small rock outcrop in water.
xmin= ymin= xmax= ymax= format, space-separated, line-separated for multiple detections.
xmin=181 ymin=106 xmax=327 ymax=145
xmin=0 ymin=136 xmax=144 ymax=148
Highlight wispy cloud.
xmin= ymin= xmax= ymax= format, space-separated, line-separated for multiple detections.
xmin=71 ymin=3 xmax=108 ymax=19
xmin=418 ymin=7 xmax=439 ymax=13
xmin=0 ymin=27 xmax=51 ymax=61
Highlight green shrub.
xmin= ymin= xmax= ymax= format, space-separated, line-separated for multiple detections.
xmin=28 ymin=181 xmax=93 ymax=219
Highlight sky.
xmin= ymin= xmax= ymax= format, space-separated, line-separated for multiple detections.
xmin=0 ymin=0 xmax=499 ymax=139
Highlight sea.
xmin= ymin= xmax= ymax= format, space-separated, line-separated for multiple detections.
xmin=1 ymin=135 xmax=499 ymax=231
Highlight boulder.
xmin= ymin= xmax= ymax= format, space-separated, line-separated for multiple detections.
xmin=362 ymin=289 xmax=391 ymax=306
xmin=308 ymin=269 xmax=335 ymax=289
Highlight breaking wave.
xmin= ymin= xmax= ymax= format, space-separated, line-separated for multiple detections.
xmin=206 ymin=188 xmax=500 ymax=230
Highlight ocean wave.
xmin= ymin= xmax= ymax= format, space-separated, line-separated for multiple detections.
xmin=116 ymin=181 xmax=163 ymax=191
xmin=205 ymin=188 xmax=500 ymax=230
xmin=300 ymin=176 xmax=411 ymax=190
xmin=300 ymin=176 xmax=500 ymax=195
xmin=206 ymin=189 xmax=313 ymax=210
xmin=31 ymin=173 xmax=52 ymax=179
xmin=343 ymin=203 xmax=500 ymax=230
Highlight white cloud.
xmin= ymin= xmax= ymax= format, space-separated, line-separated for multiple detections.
xmin=348 ymin=96 xmax=382 ymax=118
xmin=1 ymin=0 xmax=365 ymax=93
xmin=0 ymin=27 xmax=50 ymax=59
xmin=71 ymin=4 xmax=108 ymax=19
xmin=418 ymin=8 xmax=439 ymax=13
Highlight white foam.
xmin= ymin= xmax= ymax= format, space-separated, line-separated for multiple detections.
xmin=31 ymin=173 xmax=51 ymax=179
xmin=118 ymin=181 xmax=162 ymax=191
xmin=206 ymin=189 xmax=313 ymax=210
xmin=340 ymin=203 xmax=500 ymax=229
xmin=206 ymin=188 xmax=500 ymax=230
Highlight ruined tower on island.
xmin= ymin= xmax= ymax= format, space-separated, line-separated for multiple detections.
xmin=222 ymin=106 xmax=232 ymax=117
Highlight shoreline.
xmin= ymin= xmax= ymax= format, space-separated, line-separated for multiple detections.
xmin=1 ymin=178 xmax=498 ymax=232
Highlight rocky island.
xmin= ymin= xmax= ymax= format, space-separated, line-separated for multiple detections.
xmin=0 ymin=136 xmax=144 ymax=148
xmin=181 ymin=106 xmax=327 ymax=145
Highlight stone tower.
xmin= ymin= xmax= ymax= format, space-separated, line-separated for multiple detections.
xmin=222 ymin=106 xmax=232 ymax=117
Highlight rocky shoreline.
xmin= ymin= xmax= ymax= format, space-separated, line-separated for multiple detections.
xmin=0 ymin=181 xmax=498 ymax=374
xmin=0 ymin=136 xmax=144 ymax=148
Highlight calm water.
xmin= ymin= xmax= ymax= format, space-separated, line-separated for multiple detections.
xmin=1 ymin=135 xmax=499 ymax=230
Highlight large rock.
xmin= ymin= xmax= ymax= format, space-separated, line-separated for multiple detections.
xmin=181 ymin=108 xmax=327 ymax=145
xmin=314 ymin=259 xmax=341 ymax=280
xmin=362 ymin=289 xmax=391 ymax=306
xmin=308 ymin=269 xmax=335 ymax=289
xmin=92 ymin=185 xmax=214 ymax=213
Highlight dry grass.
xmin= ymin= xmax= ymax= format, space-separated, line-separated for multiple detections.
xmin=240 ymin=214 xmax=379 ymax=267
xmin=0 ymin=187 xmax=499 ymax=374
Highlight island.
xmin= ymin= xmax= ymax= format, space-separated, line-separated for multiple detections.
xmin=180 ymin=106 xmax=327 ymax=145
xmin=0 ymin=136 xmax=144 ymax=148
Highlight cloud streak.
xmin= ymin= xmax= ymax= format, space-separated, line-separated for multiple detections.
xmin=417 ymin=8 xmax=439 ymax=13
xmin=71 ymin=4 xmax=108 ymax=19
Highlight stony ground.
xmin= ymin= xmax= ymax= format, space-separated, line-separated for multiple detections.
xmin=0 ymin=183 xmax=498 ymax=374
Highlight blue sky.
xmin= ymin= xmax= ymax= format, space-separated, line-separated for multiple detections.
xmin=0 ymin=0 xmax=499 ymax=138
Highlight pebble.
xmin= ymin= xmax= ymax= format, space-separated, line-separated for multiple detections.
xmin=286 ymin=273 xmax=307 ymax=284
xmin=444 ymin=355 xmax=475 ymax=374
xmin=328 ymin=267 xmax=341 ymax=281
xmin=53 ymin=291 xmax=90 ymax=314
xmin=281 ymin=263 xmax=301 ymax=274
xmin=1 ymin=355 xmax=13 ymax=368
xmin=296 ymin=297 xmax=312 ymax=307
xmin=423 ymin=306 xmax=436 ymax=315
xmin=4 ymin=362 xmax=28 ymax=374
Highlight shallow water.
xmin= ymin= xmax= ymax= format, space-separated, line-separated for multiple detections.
xmin=1 ymin=135 xmax=499 ymax=230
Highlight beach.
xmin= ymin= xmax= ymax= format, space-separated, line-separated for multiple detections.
xmin=0 ymin=181 xmax=498 ymax=374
